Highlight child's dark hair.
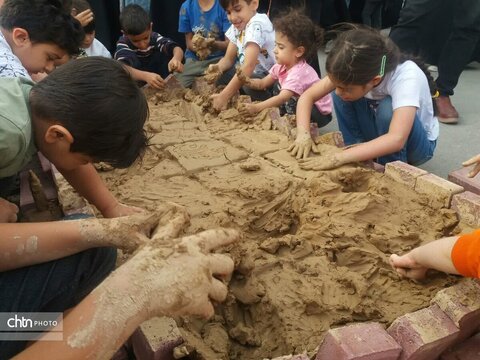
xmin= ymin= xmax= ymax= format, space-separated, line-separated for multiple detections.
xmin=120 ymin=4 xmax=150 ymax=35
xmin=0 ymin=0 xmax=84 ymax=56
xmin=30 ymin=57 xmax=149 ymax=168
xmin=326 ymin=25 xmax=437 ymax=95
xmin=219 ymin=0 xmax=253 ymax=10
xmin=72 ymin=0 xmax=95 ymax=33
xmin=273 ymin=9 xmax=324 ymax=61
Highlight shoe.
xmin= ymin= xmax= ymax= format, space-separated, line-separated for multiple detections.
xmin=435 ymin=96 xmax=459 ymax=124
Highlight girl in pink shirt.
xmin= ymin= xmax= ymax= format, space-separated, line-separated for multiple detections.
xmin=239 ymin=10 xmax=332 ymax=127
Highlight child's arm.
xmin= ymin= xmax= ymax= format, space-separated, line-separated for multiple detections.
xmin=299 ymin=106 xmax=417 ymax=170
xmin=289 ymin=76 xmax=336 ymax=159
xmin=168 ymin=46 xmax=184 ymax=73
xmin=0 ymin=211 xmax=166 ymax=272
xmin=390 ymin=236 xmax=460 ymax=280
xmin=122 ymin=64 xmax=165 ymax=89
xmin=241 ymin=88 xmax=293 ymax=115
xmin=58 ymin=163 xmax=140 ymax=218
xmin=212 ymin=42 xmax=260 ymax=111
xmin=13 ymin=229 xmax=237 ymax=360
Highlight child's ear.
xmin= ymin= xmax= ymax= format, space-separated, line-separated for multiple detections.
xmin=11 ymin=28 xmax=31 ymax=47
xmin=44 ymin=125 xmax=74 ymax=145
xmin=295 ymin=46 xmax=306 ymax=59
xmin=250 ymin=0 xmax=259 ymax=11
xmin=371 ymin=75 xmax=383 ymax=86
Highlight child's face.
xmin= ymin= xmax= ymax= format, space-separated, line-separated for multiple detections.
xmin=225 ymin=0 xmax=258 ymax=31
xmin=11 ymin=28 xmax=66 ymax=74
xmin=274 ymin=32 xmax=303 ymax=67
xmin=125 ymin=24 xmax=152 ymax=50
xmin=82 ymin=31 xmax=95 ymax=49
xmin=330 ymin=75 xmax=381 ymax=102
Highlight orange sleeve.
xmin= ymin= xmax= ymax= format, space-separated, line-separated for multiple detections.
xmin=451 ymin=229 xmax=480 ymax=278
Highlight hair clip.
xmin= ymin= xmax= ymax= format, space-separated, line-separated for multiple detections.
xmin=379 ymin=54 xmax=386 ymax=77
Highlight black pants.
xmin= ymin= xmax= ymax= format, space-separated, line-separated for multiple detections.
xmin=390 ymin=0 xmax=480 ymax=96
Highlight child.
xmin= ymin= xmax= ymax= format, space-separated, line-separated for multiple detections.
xmin=114 ymin=4 xmax=184 ymax=89
xmin=0 ymin=0 xmax=84 ymax=79
xmin=290 ymin=25 xmax=439 ymax=170
xmin=239 ymin=10 xmax=332 ymax=128
xmin=0 ymin=56 xmax=150 ymax=357
xmin=209 ymin=0 xmax=275 ymax=111
xmin=72 ymin=0 xmax=111 ymax=58
xmin=176 ymin=0 xmax=231 ymax=88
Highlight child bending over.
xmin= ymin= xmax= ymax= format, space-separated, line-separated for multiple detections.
xmin=0 ymin=0 xmax=84 ymax=78
xmin=240 ymin=10 xmax=332 ymax=130
xmin=208 ymin=0 xmax=275 ymax=111
xmin=291 ymin=25 xmax=439 ymax=170
xmin=114 ymin=4 xmax=184 ymax=89
xmin=72 ymin=0 xmax=111 ymax=58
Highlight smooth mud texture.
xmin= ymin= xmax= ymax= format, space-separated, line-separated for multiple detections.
xmin=100 ymin=87 xmax=466 ymax=359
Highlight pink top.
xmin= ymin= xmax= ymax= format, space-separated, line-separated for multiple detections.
xmin=269 ymin=60 xmax=332 ymax=115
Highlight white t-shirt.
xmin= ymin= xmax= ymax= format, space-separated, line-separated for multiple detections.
xmin=365 ymin=60 xmax=438 ymax=141
xmin=0 ymin=31 xmax=31 ymax=79
xmin=225 ymin=13 xmax=275 ymax=75
xmin=84 ymin=38 xmax=111 ymax=58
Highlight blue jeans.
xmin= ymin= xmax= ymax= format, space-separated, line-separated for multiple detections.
xmin=0 ymin=246 xmax=117 ymax=359
xmin=333 ymin=92 xmax=437 ymax=166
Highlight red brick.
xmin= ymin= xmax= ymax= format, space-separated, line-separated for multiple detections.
xmin=451 ymin=191 xmax=480 ymax=227
xmin=316 ymin=322 xmax=401 ymax=360
xmin=384 ymin=161 xmax=428 ymax=188
xmin=132 ymin=317 xmax=183 ymax=360
xmin=432 ymin=279 xmax=480 ymax=341
xmin=373 ymin=162 xmax=385 ymax=173
xmin=414 ymin=173 xmax=464 ymax=208
xmin=37 ymin=152 xmax=52 ymax=172
xmin=271 ymin=355 xmax=310 ymax=360
xmin=448 ymin=167 xmax=480 ymax=196
xmin=387 ymin=304 xmax=460 ymax=360
xmin=192 ymin=76 xmax=216 ymax=94
xmin=440 ymin=332 xmax=480 ymax=360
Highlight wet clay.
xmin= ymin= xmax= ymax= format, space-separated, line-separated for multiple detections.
xmin=99 ymin=84 xmax=466 ymax=359
xmin=192 ymin=33 xmax=216 ymax=61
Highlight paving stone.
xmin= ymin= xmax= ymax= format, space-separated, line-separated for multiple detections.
xmin=432 ymin=279 xmax=480 ymax=340
xmin=451 ymin=191 xmax=480 ymax=227
xmin=132 ymin=317 xmax=183 ymax=360
xmin=385 ymin=161 xmax=428 ymax=188
xmin=387 ymin=304 xmax=460 ymax=360
xmin=316 ymin=322 xmax=401 ymax=360
xmin=448 ymin=167 xmax=480 ymax=196
xmin=440 ymin=332 xmax=480 ymax=360
xmin=414 ymin=173 xmax=464 ymax=208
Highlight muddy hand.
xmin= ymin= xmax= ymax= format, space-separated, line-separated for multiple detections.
xmin=150 ymin=203 xmax=190 ymax=243
xmin=287 ymin=128 xmax=319 ymax=160
xmin=135 ymin=228 xmax=239 ymax=318
xmin=298 ymin=152 xmax=342 ymax=171
xmin=79 ymin=211 xmax=160 ymax=252
xmin=462 ymin=153 xmax=480 ymax=178
xmin=204 ymin=64 xmax=222 ymax=84
xmin=389 ymin=253 xmax=428 ymax=280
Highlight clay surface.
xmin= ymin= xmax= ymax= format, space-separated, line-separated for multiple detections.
xmin=99 ymin=86 xmax=466 ymax=359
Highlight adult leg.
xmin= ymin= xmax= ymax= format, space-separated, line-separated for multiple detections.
xmin=0 ymin=247 xmax=117 ymax=359
xmin=389 ymin=0 xmax=437 ymax=55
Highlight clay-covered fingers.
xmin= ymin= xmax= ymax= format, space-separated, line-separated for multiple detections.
xmin=0 ymin=198 xmax=18 ymax=223
xmin=182 ymin=228 xmax=240 ymax=253
xmin=298 ymin=158 xmax=324 ymax=170
xmin=151 ymin=208 xmax=190 ymax=242
xmin=462 ymin=154 xmax=480 ymax=177
xmin=389 ymin=254 xmax=427 ymax=280
xmin=288 ymin=141 xmax=311 ymax=160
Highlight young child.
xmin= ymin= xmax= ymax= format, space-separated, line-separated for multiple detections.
xmin=239 ymin=10 xmax=332 ymax=128
xmin=176 ymin=0 xmax=231 ymax=88
xmin=114 ymin=4 xmax=184 ymax=89
xmin=72 ymin=0 xmax=111 ymax=58
xmin=209 ymin=0 xmax=275 ymax=111
xmin=290 ymin=26 xmax=439 ymax=170
xmin=0 ymin=0 xmax=84 ymax=79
